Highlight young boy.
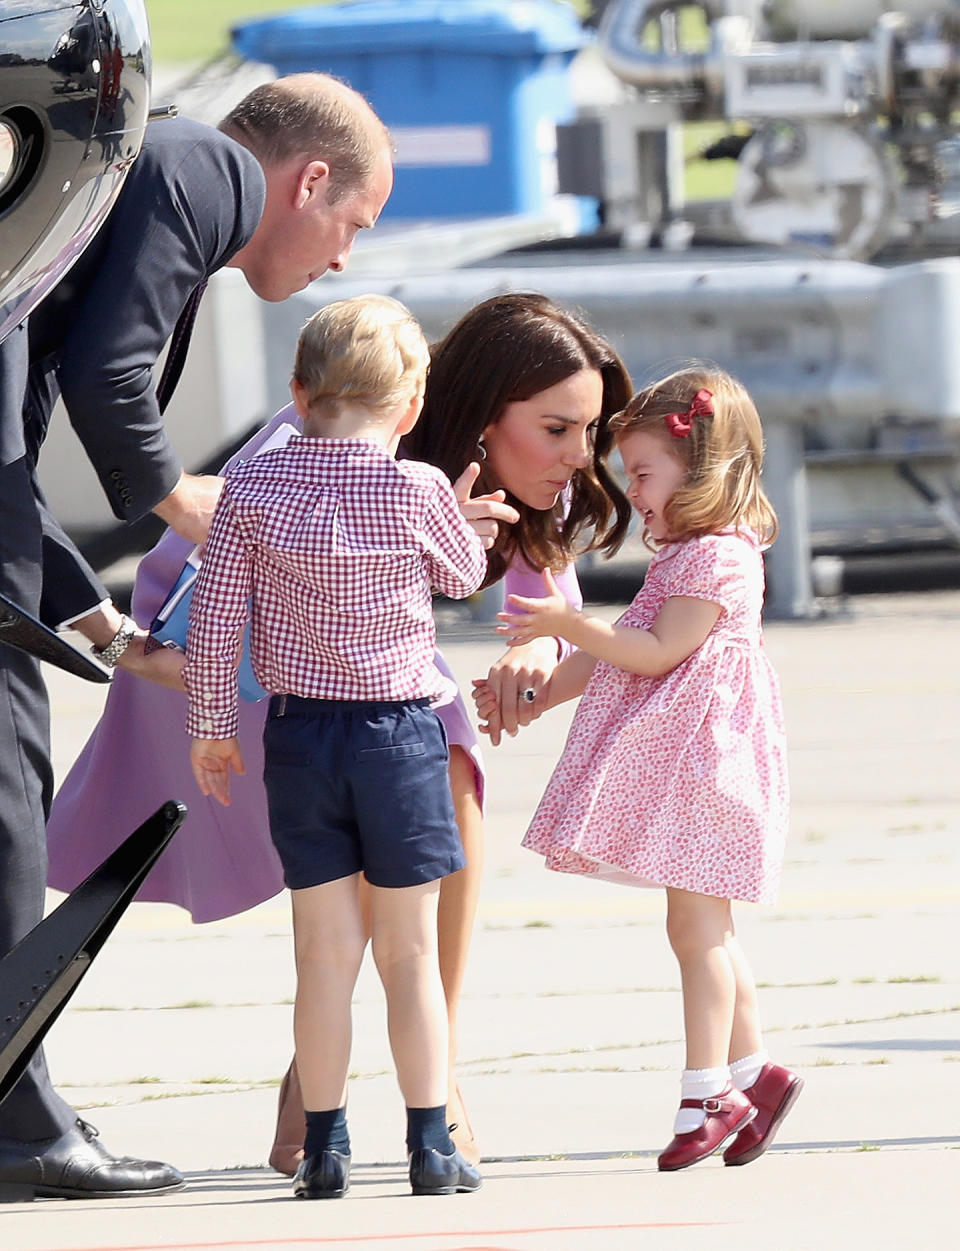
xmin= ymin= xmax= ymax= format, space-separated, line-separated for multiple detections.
xmin=183 ymin=295 xmax=486 ymax=1198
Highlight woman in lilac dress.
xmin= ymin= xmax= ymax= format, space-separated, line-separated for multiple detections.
xmin=47 ymin=292 xmax=632 ymax=1169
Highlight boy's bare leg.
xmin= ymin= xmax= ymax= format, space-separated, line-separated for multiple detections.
xmin=369 ymin=879 xmax=447 ymax=1108
xmin=291 ymin=874 xmax=367 ymax=1111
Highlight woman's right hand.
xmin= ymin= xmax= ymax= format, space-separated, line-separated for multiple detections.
xmin=453 ymin=462 xmax=519 ymax=550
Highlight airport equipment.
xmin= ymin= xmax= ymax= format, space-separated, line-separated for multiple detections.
xmin=560 ymin=0 xmax=960 ymax=258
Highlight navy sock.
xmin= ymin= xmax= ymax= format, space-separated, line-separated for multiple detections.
xmin=304 ymin=1107 xmax=350 ymax=1157
xmin=406 ymin=1105 xmax=453 ymax=1154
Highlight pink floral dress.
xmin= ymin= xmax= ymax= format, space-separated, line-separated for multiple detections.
xmin=522 ymin=531 xmax=789 ymax=904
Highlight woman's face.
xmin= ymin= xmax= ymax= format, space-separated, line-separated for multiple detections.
xmin=481 ymin=368 xmax=604 ymax=511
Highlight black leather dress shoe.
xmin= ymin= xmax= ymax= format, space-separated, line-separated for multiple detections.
xmin=409 ymin=1146 xmax=482 ymax=1195
xmin=0 ymin=1119 xmax=184 ymax=1202
xmin=292 ymin=1149 xmax=351 ymax=1199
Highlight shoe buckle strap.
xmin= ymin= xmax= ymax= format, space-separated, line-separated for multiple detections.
xmin=678 ymin=1094 xmax=729 ymax=1113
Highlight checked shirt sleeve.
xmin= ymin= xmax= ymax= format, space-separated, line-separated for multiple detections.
xmin=420 ymin=474 xmax=487 ymax=600
xmin=183 ymin=487 xmax=253 ymax=739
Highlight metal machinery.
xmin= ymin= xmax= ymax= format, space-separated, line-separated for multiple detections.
xmin=562 ymin=0 xmax=960 ymax=258
xmin=0 ymin=0 xmax=151 ymax=345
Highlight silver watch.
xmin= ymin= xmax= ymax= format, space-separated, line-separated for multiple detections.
xmin=91 ymin=614 xmax=137 ymax=668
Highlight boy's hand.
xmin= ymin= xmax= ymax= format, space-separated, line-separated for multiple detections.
xmin=190 ymin=736 xmax=245 ymax=806
xmin=497 ymin=569 xmax=577 ymax=647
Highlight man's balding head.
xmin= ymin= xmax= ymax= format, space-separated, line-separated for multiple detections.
xmin=220 ymin=73 xmax=391 ymax=203
xmin=222 ymin=73 xmax=394 ymax=302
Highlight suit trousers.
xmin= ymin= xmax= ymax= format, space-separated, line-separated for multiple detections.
xmin=0 ymin=331 xmax=76 ymax=1143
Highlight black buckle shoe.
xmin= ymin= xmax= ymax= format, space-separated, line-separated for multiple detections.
xmin=0 ymin=1118 xmax=184 ymax=1202
xmin=292 ymin=1149 xmax=351 ymax=1199
xmin=409 ymin=1146 xmax=482 ymax=1196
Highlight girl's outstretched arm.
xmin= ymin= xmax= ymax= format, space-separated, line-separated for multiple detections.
xmin=500 ymin=570 xmax=722 ymax=678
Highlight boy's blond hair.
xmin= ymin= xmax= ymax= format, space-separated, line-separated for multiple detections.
xmin=293 ymin=295 xmax=430 ymax=416
xmin=611 ymin=363 xmax=778 ymax=547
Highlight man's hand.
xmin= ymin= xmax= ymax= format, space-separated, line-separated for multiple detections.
xmin=453 ymin=462 xmax=519 ymax=550
xmin=153 ymin=472 xmax=225 ymax=546
xmin=190 ymin=736 xmax=245 ymax=806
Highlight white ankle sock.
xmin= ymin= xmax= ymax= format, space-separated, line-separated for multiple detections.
xmin=729 ymin=1050 xmax=769 ymax=1092
xmin=673 ymin=1066 xmax=731 ymax=1134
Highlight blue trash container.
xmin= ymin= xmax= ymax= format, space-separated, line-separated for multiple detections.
xmin=230 ymin=0 xmax=587 ymax=220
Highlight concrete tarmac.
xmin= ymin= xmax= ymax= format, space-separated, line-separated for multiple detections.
xmin=2 ymin=586 xmax=958 ymax=1249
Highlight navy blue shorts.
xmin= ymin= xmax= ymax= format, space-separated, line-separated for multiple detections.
xmin=262 ymin=695 xmax=465 ymax=890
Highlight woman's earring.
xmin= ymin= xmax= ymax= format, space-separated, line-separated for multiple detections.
xmin=476 ymin=435 xmax=487 ymax=461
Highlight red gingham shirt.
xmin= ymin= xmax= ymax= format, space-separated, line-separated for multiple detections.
xmin=184 ymin=437 xmax=486 ymax=738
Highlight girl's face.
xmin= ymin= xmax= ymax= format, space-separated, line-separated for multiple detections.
xmin=481 ymin=369 xmax=604 ymax=511
xmin=618 ymin=428 xmax=689 ymax=542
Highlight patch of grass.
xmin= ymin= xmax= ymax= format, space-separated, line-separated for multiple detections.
xmin=149 ymin=0 xmax=594 ymax=66
xmin=886 ymin=975 xmax=941 ymax=984
xmin=523 ymin=919 xmax=552 ymax=929
xmin=149 ymin=0 xmax=334 ymax=65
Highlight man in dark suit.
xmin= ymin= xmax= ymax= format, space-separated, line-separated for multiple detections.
xmin=0 ymin=72 xmax=393 ymax=1201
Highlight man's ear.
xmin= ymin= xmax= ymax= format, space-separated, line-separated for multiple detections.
xmin=294 ymin=160 xmax=331 ymax=209
xmin=290 ymin=378 xmax=311 ymax=419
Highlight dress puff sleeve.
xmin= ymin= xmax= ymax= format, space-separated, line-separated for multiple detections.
xmin=660 ymin=532 xmax=756 ymax=617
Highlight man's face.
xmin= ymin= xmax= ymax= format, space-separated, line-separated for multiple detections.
xmin=234 ymin=144 xmax=393 ymax=302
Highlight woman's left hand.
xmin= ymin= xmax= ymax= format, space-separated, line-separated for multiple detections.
xmin=473 ymin=634 xmax=558 ymax=746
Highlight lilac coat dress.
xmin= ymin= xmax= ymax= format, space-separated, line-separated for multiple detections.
xmin=46 ymin=406 xmax=582 ymax=922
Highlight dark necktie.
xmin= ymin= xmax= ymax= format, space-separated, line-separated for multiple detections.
xmin=155 ymin=279 xmax=207 ymax=414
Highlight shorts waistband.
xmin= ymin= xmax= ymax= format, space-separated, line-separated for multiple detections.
xmin=269 ymin=693 xmax=432 ymax=718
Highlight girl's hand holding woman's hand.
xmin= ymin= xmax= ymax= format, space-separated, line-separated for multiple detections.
xmin=472 ymin=634 xmax=557 ymax=746
xmin=497 ymin=569 xmax=577 ymax=648
xmin=454 ymin=461 xmax=519 ymax=550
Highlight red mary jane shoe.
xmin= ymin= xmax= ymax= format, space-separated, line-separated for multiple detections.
xmin=658 ymin=1085 xmax=757 ymax=1172
xmin=723 ymin=1063 xmax=804 ymax=1167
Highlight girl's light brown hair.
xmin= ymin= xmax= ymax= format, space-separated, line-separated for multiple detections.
xmin=611 ymin=364 xmax=778 ymax=548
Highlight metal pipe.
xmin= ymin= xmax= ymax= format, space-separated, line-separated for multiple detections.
xmin=597 ymin=0 xmax=729 ymax=96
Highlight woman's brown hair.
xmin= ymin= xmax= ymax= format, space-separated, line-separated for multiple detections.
xmin=611 ymin=363 xmax=778 ymax=548
xmin=401 ymin=292 xmax=633 ymax=587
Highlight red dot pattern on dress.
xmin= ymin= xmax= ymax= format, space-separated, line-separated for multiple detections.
xmin=522 ymin=531 xmax=789 ymax=905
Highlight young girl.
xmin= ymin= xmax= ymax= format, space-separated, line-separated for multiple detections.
xmin=477 ymin=364 xmax=802 ymax=1171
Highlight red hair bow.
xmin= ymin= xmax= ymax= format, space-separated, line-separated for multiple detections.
xmin=663 ymin=388 xmax=714 ymax=438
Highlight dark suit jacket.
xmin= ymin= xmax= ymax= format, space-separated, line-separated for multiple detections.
xmin=1 ymin=116 xmax=265 ymax=624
